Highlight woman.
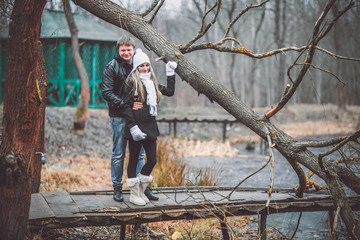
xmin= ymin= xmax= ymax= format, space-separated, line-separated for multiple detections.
xmin=123 ymin=49 xmax=177 ymax=205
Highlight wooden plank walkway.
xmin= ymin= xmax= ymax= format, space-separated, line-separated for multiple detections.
xmin=29 ymin=186 xmax=360 ymax=230
xmin=157 ymin=115 xmax=239 ymax=141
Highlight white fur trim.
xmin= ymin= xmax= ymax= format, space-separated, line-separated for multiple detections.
xmin=137 ymin=173 xmax=153 ymax=183
xmin=126 ymin=177 xmax=139 ymax=187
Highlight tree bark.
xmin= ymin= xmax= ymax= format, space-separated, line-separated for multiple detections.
xmin=72 ymin=0 xmax=360 ymax=238
xmin=63 ymin=0 xmax=90 ymax=130
xmin=0 ymin=0 xmax=47 ymax=239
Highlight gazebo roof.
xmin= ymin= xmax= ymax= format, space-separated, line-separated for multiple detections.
xmin=0 ymin=10 xmax=122 ymax=42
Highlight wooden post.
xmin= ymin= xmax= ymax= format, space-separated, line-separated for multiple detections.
xmin=328 ymin=210 xmax=334 ymax=233
xmin=258 ymin=212 xmax=267 ymax=240
xmin=120 ymin=225 xmax=126 ymax=240
xmin=59 ymin=41 xmax=65 ymax=106
xmin=173 ymin=121 xmax=177 ymax=137
xmin=90 ymin=44 xmax=98 ymax=106
xmin=222 ymin=122 xmax=227 ymax=142
xmin=220 ymin=219 xmax=230 ymax=240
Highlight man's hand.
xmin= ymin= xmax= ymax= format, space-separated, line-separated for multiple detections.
xmin=132 ymin=101 xmax=143 ymax=110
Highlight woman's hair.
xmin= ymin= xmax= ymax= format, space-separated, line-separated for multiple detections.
xmin=126 ymin=69 xmax=161 ymax=104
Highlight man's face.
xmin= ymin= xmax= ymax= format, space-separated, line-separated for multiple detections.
xmin=118 ymin=44 xmax=134 ymax=63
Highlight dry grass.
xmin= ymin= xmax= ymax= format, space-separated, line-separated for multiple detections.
xmin=146 ymin=216 xmax=255 ymax=239
xmin=280 ymin=120 xmax=356 ymax=138
xmin=168 ymin=137 xmax=239 ymax=157
xmin=40 ymin=154 xmax=112 ymax=192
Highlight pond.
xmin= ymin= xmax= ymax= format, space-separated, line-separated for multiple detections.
xmin=182 ymin=135 xmax=358 ymax=239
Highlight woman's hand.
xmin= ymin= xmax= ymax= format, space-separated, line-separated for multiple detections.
xmin=132 ymin=101 xmax=143 ymax=110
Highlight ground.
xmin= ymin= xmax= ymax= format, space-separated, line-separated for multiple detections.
xmin=43 ymin=103 xmax=360 ymax=161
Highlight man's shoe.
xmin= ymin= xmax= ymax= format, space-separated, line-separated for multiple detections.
xmin=144 ymin=187 xmax=159 ymax=201
xmin=113 ymin=187 xmax=124 ymax=202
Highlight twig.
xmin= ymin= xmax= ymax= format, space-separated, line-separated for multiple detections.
xmin=155 ymin=55 xmax=165 ymax=62
xmin=318 ymin=130 xmax=360 ymax=165
xmin=293 ymin=136 xmax=347 ymax=151
xmin=147 ymin=0 xmax=165 ymax=24
xmin=264 ymin=0 xmax=355 ymax=120
xmin=140 ymin=0 xmax=159 ymax=17
xmin=223 ymin=0 xmax=270 ymax=38
xmin=290 ymin=212 xmax=302 ymax=240
xmin=181 ymin=0 xmax=222 ymax=50
xmin=265 ymin=134 xmax=275 ymax=211
xmin=227 ymin=150 xmax=271 ymax=199
xmin=295 ymin=62 xmax=345 ymax=85
xmin=332 ymin=206 xmax=341 ymax=240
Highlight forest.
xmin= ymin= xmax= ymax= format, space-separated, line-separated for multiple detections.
xmin=0 ymin=0 xmax=359 ymax=239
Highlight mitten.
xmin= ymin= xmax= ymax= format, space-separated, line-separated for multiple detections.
xmin=130 ymin=125 xmax=147 ymax=141
xmin=166 ymin=61 xmax=177 ymax=76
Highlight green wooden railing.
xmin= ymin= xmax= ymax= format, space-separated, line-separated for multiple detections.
xmin=0 ymin=40 xmax=112 ymax=108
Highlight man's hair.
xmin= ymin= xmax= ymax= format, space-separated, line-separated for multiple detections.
xmin=116 ymin=35 xmax=135 ymax=50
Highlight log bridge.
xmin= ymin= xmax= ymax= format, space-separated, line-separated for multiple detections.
xmin=29 ymin=186 xmax=360 ymax=239
xmin=157 ymin=115 xmax=239 ymax=142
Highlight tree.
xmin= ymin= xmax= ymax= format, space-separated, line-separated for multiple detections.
xmin=72 ymin=0 xmax=360 ymax=238
xmin=63 ymin=0 xmax=90 ymax=130
xmin=0 ymin=0 xmax=47 ymax=239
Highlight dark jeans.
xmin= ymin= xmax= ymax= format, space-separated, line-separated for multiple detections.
xmin=127 ymin=139 xmax=157 ymax=178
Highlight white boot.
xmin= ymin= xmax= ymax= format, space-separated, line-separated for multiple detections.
xmin=126 ymin=177 xmax=146 ymax=206
xmin=137 ymin=174 xmax=153 ymax=203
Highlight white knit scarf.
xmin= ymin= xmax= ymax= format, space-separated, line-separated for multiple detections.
xmin=140 ymin=72 xmax=157 ymax=116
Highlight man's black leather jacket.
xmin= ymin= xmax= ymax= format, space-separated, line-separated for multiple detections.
xmin=101 ymin=54 xmax=132 ymax=117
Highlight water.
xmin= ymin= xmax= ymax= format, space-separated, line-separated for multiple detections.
xmin=182 ymin=136 xmax=357 ymax=239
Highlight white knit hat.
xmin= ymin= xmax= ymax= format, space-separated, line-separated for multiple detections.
xmin=131 ymin=48 xmax=151 ymax=73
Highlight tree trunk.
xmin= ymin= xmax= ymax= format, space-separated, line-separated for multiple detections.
xmin=63 ymin=0 xmax=90 ymax=130
xmin=72 ymin=0 xmax=360 ymax=237
xmin=0 ymin=0 xmax=47 ymax=239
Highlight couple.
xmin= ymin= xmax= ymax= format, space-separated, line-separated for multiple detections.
xmin=101 ymin=35 xmax=177 ymax=206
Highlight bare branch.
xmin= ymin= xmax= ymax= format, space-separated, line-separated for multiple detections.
xmin=265 ymin=134 xmax=275 ymax=210
xmin=147 ymin=0 xmax=165 ymax=24
xmin=181 ymin=0 xmax=222 ymax=50
xmin=295 ymin=62 xmax=346 ymax=85
xmin=332 ymin=206 xmax=341 ymax=239
xmin=316 ymin=1 xmax=355 ymax=42
xmin=140 ymin=0 xmax=159 ymax=17
xmin=290 ymin=212 xmax=302 ymax=240
xmin=264 ymin=0 xmax=345 ymax=119
xmin=294 ymin=136 xmax=347 ymax=150
xmin=228 ymin=151 xmax=271 ymax=199
xmin=319 ymin=130 xmax=360 ymax=163
xmin=316 ymin=46 xmax=360 ymax=61
xmin=223 ymin=0 xmax=270 ymax=38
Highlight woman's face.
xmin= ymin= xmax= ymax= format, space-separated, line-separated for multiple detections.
xmin=138 ymin=63 xmax=150 ymax=74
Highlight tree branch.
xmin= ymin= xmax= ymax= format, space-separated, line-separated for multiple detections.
xmin=264 ymin=0 xmax=337 ymax=119
xmin=318 ymin=130 xmax=360 ymax=163
xmin=293 ymin=136 xmax=347 ymax=150
xmin=139 ymin=0 xmax=159 ymax=17
xmin=147 ymin=0 xmax=165 ymax=24
xmin=223 ymin=0 xmax=270 ymax=39
xmin=181 ymin=0 xmax=222 ymax=50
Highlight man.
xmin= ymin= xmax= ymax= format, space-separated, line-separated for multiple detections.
xmin=101 ymin=35 xmax=159 ymax=202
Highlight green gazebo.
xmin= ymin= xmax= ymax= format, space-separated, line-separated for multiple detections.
xmin=0 ymin=10 xmax=121 ymax=108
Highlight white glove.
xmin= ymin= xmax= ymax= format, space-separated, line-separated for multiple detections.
xmin=166 ymin=61 xmax=177 ymax=76
xmin=130 ymin=125 xmax=147 ymax=141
